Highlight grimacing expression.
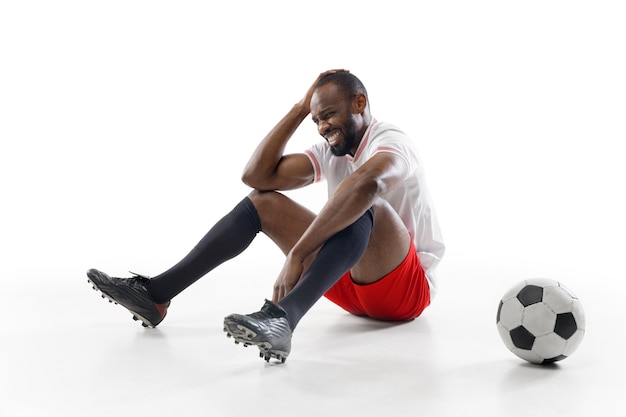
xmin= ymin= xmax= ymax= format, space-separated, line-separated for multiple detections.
xmin=310 ymin=84 xmax=360 ymax=157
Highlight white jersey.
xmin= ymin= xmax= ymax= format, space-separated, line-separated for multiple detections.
xmin=304 ymin=119 xmax=445 ymax=298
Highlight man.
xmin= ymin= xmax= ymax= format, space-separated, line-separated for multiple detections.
xmin=87 ymin=69 xmax=445 ymax=363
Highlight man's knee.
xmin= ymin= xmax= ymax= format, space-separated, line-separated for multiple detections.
xmin=246 ymin=190 xmax=316 ymax=256
xmin=247 ymin=190 xmax=284 ymax=215
xmin=370 ymin=199 xmax=399 ymax=223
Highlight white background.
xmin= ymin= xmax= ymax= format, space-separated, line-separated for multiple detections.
xmin=1 ymin=1 xmax=625 ymax=416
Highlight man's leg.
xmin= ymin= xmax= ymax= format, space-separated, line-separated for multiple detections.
xmin=349 ymin=199 xmax=412 ymax=285
xmin=224 ymin=194 xmax=410 ymax=362
xmin=87 ymin=191 xmax=317 ymax=328
xmin=86 ymin=196 xmax=265 ymax=327
xmin=246 ymin=190 xmax=377 ymax=329
xmin=146 ymin=197 xmax=263 ymax=303
xmin=276 ymin=198 xmax=410 ymax=328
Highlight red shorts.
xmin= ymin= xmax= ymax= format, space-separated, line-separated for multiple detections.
xmin=324 ymin=240 xmax=430 ymax=321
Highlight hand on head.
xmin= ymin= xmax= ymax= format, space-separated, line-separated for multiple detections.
xmin=299 ymin=69 xmax=350 ymax=112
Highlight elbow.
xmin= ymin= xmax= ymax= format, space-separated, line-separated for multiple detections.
xmin=353 ymin=174 xmax=386 ymax=200
xmin=241 ymin=171 xmax=262 ymax=190
xmin=241 ymin=170 xmax=272 ymax=191
xmin=241 ymin=170 xmax=254 ymax=188
xmin=369 ymin=177 xmax=387 ymax=198
xmin=241 ymin=161 xmax=261 ymax=188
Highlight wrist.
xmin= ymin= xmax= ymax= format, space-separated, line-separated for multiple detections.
xmin=288 ymin=246 xmax=308 ymax=264
xmin=292 ymin=100 xmax=310 ymax=118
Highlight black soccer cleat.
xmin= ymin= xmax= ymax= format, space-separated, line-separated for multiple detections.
xmin=86 ymin=268 xmax=170 ymax=328
xmin=223 ymin=300 xmax=292 ymax=363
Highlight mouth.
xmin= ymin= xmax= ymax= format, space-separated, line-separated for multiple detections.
xmin=325 ymin=130 xmax=342 ymax=147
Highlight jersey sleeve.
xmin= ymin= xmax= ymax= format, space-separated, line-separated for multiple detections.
xmin=366 ymin=126 xmax=419 ymax=179
xmin=304 ymin=141 xmax=328 ymax=183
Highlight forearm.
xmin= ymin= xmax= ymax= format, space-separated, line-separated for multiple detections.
xmin=290 ymin=174 xmax=379 ymax=262
xmin=241 ymin=103 xmax=310 ymax=187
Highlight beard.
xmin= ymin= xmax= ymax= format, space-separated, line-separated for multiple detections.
xmin=329 ymin=118 xmax=358 ymax=157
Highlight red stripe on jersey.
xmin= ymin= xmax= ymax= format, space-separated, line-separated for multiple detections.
xmin=304 ymin=149 xmax=322 ymax=182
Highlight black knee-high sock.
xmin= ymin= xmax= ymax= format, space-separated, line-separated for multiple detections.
xmin=147 ymin=197 xmax=262 ymax=303
xmin=278 ymin=208 xmax=374 ymax=330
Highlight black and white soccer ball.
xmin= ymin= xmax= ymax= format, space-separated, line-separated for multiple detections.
xmin=496 ymin=278 xmax=585 ymax=364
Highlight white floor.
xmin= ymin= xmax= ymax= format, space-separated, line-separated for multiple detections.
xmin=2 ymin=242 xmax=623 ymax=417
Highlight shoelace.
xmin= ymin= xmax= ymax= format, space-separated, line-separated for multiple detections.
xmin=247 ymin=303 xmax=283 ymax=319
xmin=129 ymin=271 xmax=150 ymax=282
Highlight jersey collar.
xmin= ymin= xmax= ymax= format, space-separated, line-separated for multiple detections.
xmin=346 ymin=118 xmax=378 ymax=163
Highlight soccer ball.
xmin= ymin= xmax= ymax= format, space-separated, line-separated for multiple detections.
xmin=496 ymin=278 xmax=585 ymax=364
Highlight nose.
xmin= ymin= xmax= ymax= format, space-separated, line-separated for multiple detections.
xmin=318 ymin=120 xmax=330 ymax=135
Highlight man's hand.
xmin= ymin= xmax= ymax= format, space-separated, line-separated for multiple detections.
xmin=297 ymin=69 xmax=350 ymax=113
xmin=272 ymin=251 xmax=305 ymax=302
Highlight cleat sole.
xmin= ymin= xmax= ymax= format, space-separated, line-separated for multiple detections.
xmin=223 ymin=319 xmax=289 ymax=363
xmin=87 ymin=277 xmax=158 ymax=329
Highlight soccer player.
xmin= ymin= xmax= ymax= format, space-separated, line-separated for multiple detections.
xmin=87 ymin=69 xmax=445 ymax=363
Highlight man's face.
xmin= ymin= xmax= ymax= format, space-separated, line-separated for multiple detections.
xmin=310 ymin=83 xmax=359 ymax=157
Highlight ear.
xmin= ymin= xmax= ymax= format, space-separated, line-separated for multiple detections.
xmin=352 ymin=93 xmax=367 ymax=114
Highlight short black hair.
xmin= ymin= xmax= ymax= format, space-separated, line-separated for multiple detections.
xmin=316 ymin=72 xmax=368 ymax=100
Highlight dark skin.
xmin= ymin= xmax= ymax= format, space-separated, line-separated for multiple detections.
xmin=243 ymin=70 xmax=411 ymax=302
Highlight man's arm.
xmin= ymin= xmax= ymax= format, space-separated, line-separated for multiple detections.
xmin=241 ymin=69 xmax=348 ymax=191
xmin=297 ymin=151 xmax=407 ymax=258
xmin=241 ymin=103 xmax=314 ymax=191
xmin=272 ymin=151 xmax=408 ymax=300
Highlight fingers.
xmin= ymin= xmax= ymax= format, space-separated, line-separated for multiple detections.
xmin=300 ymin=69 xmax=350 ymax=110
xmin=322 ymin=68 xmax=349 ymax=76
xmin=272 ymin=284 xmax=290 ymax=303
xmin=272 ymin=282 xmax=284 ymax=303
xmin=273 ymin=280 xmax=296 ymax=303
xmin=316 ymin=69 xmax=349 ymax=82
